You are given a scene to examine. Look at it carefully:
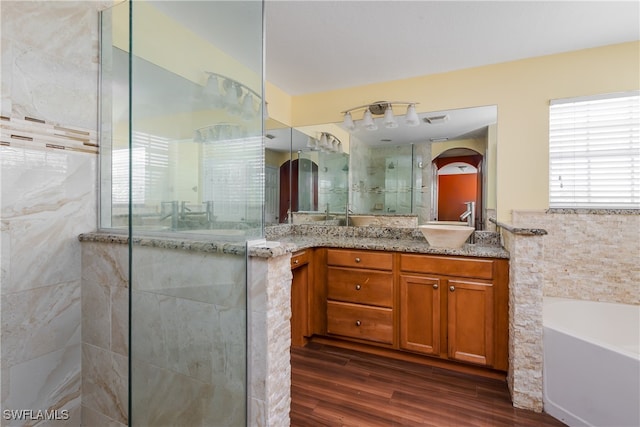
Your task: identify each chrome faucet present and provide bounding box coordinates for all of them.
[326,203,331,220]
[205,201,215,224]
[460,201,476,229]
[345,204,353,226]
[160,201,179,230]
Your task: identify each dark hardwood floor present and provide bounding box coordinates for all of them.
[291,343,566,427]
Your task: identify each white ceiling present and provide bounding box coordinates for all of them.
[265,0,640,95]
[147,1,638,149]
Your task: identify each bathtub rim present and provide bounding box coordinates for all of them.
[543,296,639,361]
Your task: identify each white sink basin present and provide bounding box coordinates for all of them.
[419,224,474,248]
[349,215,377,226]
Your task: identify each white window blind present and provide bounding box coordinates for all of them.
[549,91,640,209]
[111,132,170,205]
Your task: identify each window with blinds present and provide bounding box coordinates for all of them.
[111,132,170,205]
[549,91,640,209]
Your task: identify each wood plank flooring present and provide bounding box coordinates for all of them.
[291,343,566,427]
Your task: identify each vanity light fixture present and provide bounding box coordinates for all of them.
[203,71,265,121]
[341,101,420,131]
[306,132,343,154]
[193,123,246,143]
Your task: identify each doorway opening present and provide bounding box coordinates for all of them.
[433,148,483,228]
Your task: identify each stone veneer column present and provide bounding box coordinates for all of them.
[248,253,293,427]
[501,230,545,412]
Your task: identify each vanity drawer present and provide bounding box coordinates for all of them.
[327,267,393,307]
[327,249,393,270]
[400,254,494,280]
[291,250,309,269]
[327,301,393,344]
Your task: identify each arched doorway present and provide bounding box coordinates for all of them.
[432,149,483,228]
[279,158,319,223]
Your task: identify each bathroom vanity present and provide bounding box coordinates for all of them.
[279,225,509,377]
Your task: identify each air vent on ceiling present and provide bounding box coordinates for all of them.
[423,114,449,124]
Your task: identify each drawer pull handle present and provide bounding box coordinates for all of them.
[433,284,439,290]
[355,257,361,263]
[355,284,361,290]
[293,259,299,264]
[449,285,455,292]
[355,320,361,327]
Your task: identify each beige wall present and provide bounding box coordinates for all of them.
[280,42,639,220]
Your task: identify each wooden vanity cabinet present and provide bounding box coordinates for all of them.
[325,249,394,345]
[399,254,508,371]
[290,250,311,347]
[309,247,509,372]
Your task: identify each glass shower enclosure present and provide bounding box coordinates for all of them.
[99,1,264,425]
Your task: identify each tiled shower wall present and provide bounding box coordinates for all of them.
[0,1,107,425]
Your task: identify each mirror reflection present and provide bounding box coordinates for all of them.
[295,105,497,229]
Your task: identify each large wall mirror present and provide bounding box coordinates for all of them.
[266,121,350,225]
[290,105,497,229]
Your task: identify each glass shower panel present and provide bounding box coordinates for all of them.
[128,1,263,426]
[99,2,130,230]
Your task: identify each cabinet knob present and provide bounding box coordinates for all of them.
[293,259,299,264]
[355,257,361,263]
[449,285,455,292]
[355,284,361,290]
[355,320,361,327]
[433,284,439,290]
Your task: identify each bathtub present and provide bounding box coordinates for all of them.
[543,297,640,427]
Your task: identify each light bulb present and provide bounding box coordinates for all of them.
[405,104,420,127]
[383,105,398,128]
[343,112,356,131]
[241,93,254,120]
[362,109,378,131]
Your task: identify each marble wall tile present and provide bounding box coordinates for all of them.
[1,342,81,427]
[1,281,80,368]
[0,1,109,129]
[0,220,9,286]
[0,148,96,221]
[1,1,109,424]
[130,360,220,427]
[1,35,12,116]
[131,247,245,304]
[81,405,126,427]
[81,280,111,350]
[80,241,128,290]
[1,148,96,294]
[110,286,129,357]
[81,343,128,426]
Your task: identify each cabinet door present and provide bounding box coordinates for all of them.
[447,279,494,366]
[399,275,441,355]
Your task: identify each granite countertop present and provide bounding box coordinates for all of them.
[270,233,509,259]
[79,225,509,259]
